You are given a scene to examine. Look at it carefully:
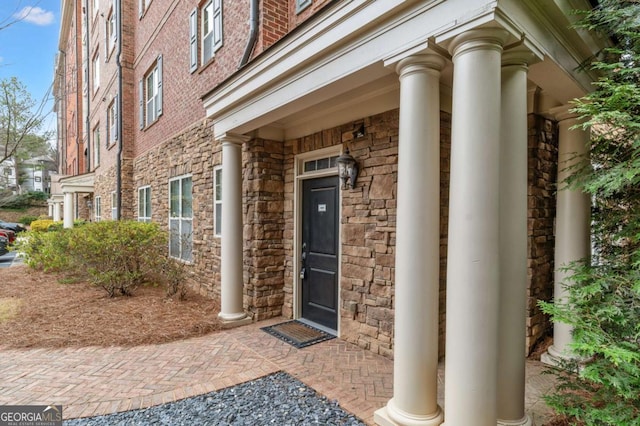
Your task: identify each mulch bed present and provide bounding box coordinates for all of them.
[0,265,221,348]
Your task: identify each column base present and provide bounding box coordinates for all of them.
[374,399,443,426]
[498,414,533,426]
[218,312,252,329]
[541,344,573,368]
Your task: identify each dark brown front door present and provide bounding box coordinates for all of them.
[301,176,339,330]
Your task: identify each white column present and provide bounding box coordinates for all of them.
[374,54,445,426]
[63,192,74,229]
[497,49,535,426]
[541,106,591,365]
[48,203,53,217]
[443,28,509,426]
[218,133,251,325]
[53,202,62,222]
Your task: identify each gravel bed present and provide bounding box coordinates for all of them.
[65,371,365,425]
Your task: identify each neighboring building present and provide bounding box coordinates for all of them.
[53,0,604,424]
[0,154,55,194]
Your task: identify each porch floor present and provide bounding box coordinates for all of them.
[0,317,556,425]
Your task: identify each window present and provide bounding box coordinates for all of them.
[169,175,193,262]
[93,0,99,18]
[201,0,223,64]
[106,10,116,54]
[139,0,152,17]
[139,56,162,128]
[296,0,312,13]
[95,196,102,222]
[304,155,339,173]
[189,8,197,72]
[111,191,117,219]
[214,166,222,236]
[93,124,100,167]
[138,186,152,223]
[92,51,100,94]
[107,98,117,145]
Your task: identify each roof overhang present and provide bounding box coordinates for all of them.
[202,0,606,140]
[59,172,95,194]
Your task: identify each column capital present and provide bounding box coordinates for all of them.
[448,28,510,59]
[396,54,446,79]
[502,46,538,69]
[219,132,251,146]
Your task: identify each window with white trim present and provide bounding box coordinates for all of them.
[92,51,100,95]
[106,9,116,55]
[93,0,99,19]
[296,0,312,13]
[93,124,100,168]
[139,0,152,17]
[169,175,193,262]
[94,196,102,222]
[111,191,117,219]
[107,98,117,146]
[138,186,152,223]
[214,166,222,236]
[139,56,162,128]
[201,0,223,64]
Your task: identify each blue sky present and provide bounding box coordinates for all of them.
[0,1,60,139]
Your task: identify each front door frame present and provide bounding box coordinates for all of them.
[294,145,342,334]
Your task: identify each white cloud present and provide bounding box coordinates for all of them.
[13,6,54,26]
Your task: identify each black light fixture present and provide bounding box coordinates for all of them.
[337,148,358,190]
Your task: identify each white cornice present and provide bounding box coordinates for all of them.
[58,0,75,51]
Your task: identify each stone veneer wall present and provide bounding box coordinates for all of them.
[93,159,135,221]
[242,138,286,320]
[526,113,558,354]
[132,120,221,298]
[282,109,451,359]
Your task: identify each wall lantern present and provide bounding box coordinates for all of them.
[86,198,93,209]
[337,148,358,190]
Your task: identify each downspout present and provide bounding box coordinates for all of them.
[239,0,259,67]
[115,0,123,220]
[83,0,91,173]
[75,6,82,176]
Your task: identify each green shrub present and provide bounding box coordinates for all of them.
[18,215,38,226]
[17,228,73,271]
[19,220,189,298]
[66,221,168,297]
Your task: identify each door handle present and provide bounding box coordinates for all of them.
[301,242,307,261]
[299,267,306,280]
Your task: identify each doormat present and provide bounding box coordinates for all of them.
[261,320,335,348]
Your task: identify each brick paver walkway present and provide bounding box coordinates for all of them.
[0,318,556,424]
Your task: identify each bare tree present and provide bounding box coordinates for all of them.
[0,77,50,166]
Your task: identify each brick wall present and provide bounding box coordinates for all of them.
[526,114,558,354]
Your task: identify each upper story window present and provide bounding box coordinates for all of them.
[139,0,152,18]
[93,0,99,19]
[139,55,163,129]
[296,0,312,14]
[201,0,223,65]
[92,51,100,95]
[106,9,116,55]
[107,97,117,146]
[93,124,100,168]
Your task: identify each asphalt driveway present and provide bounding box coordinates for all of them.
[0,251,22,267]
